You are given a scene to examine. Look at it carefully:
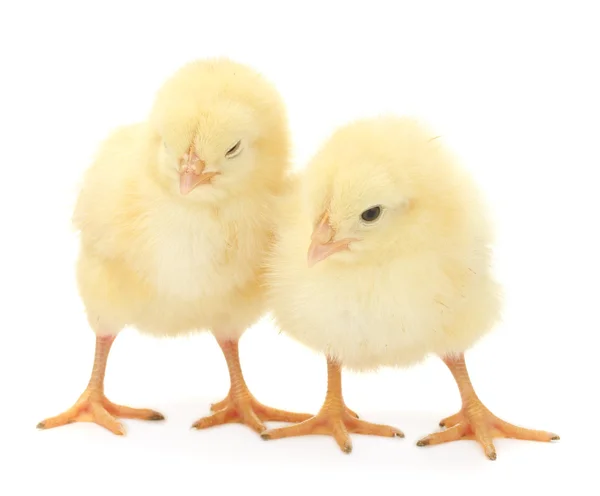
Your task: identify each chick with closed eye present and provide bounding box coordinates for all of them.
[37,58,311,436]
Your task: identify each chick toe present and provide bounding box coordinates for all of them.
[346,407,360,419]
[107,404,165,422]
[345,415,404,438]
[439,411,463,428]
[256,404,313,423]
[209,397,229,413]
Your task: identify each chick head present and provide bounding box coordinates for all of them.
[149,58,289,203]
[302,116,482,267]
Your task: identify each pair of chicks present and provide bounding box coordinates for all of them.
[37,58,558,460]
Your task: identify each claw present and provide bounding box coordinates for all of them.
[147,413,165,421]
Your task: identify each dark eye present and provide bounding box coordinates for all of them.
[360,206,382,222]
[225,140,241,157]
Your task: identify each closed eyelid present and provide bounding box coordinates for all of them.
[226,140,241,155]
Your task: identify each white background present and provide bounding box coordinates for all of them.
[1,1,598,494]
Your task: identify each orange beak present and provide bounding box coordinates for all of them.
[179,149,219,195]
[307,212,355,267]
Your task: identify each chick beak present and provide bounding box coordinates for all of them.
[307,213,354,267]
[179,150,218,195]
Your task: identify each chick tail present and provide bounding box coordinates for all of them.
[192,338,313,433]
[261,357,404,453]
[416,353,560,460]
[36,335,164,435]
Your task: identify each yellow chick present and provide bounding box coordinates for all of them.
[37,58,310,435]
[262,116,559,458]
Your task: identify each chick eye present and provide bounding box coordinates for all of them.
[225,140,242,158]
[360,206,382,222]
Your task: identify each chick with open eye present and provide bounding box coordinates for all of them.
[261,116,559,457]
[36,58,310,435]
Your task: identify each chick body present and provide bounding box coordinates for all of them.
[268,116,501,372]
[263,117,557,457]
[74,59,285,340]
[38,58,311,436]
[74,123,267,340]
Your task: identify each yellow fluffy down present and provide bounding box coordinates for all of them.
[73,58,290,339]
[266,116,503,372]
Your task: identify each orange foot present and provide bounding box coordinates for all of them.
[417,404,560,460]
[209,397,359,419]
[192,391,312,434]
[417,353,560,460]
[261,404,403,453]
[193,338,313,434]
[261,356,402,453]
[37,388,164,435]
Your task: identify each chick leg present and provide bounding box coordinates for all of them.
[261,357,404,453]
[37,335,164,435]
[192,339,312,433]
[417,353,559,460]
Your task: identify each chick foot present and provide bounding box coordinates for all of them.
[418,405,559,460]
[37,389,164,435]
[194,392,311,433]
[261,358,404,453]
[37,335,164,435]
[209,396,360,418]
[261,405,402,453]
[193,339,311,433]
[417,353,559,460]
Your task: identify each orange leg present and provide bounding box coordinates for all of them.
[261,357,404,453]
[37,335,164,435]
[192,339,313,433]
[417,353,559,460]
